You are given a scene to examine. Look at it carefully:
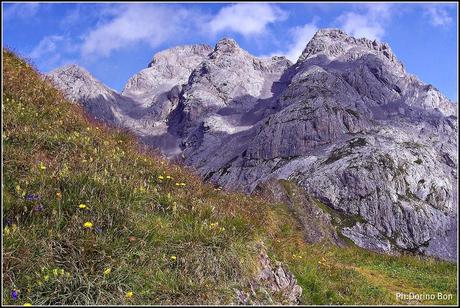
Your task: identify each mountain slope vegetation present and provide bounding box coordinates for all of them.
[2,49,457,305]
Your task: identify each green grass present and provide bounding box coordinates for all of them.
[2,49,457,305]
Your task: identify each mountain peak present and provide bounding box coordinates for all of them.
[314,28,348,39]
[214,37,240,53]
[50,64,93,79]
[298,28,402,69]
[47,63,116,103]
[148,44,212,68]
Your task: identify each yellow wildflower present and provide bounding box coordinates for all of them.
[23,303,32,306]
[38,162,46,170]
[125,291,134,298]
[158,175,164,180]
[78,204,87,209]
[83,222,93,228]
[166,175,173,180]
[53,268,64,276]
[210,222,219,228]
[175,182,180,186]
[170,255,177,261]
[103,268,111,275]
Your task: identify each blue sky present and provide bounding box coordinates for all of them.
[2,2,458,101]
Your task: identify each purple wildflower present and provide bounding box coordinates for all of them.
[33,204,44,212]
[11,289,18,301]
[25,194,40,201]
[95,227,103,234]
[5,217,13,226]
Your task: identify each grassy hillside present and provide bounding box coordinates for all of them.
[2,49,457,305]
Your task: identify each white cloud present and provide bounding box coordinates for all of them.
[337,4,393,40]
[4,3,39,20]
[424,5,453,27]
[208,3,287,37]
[28,35,77,70]
[266,23,318,62]
[81,4,200,58]
[26,3,289,64]
[338,12,384,40]
[285,24,319,62]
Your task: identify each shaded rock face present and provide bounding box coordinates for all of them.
[254,179,344,246]
[47,29,457,261]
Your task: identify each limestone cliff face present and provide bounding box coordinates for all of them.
[166,38,291,138]
[122,44,213,111]
[47,29,458,261]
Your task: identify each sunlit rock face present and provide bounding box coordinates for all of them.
[47,29,457,261]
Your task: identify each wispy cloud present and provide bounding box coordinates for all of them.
[207,3,287,37]
[29,35,77,70]
[337,4,393,40]
[4,2,40,20]
[266,22,318,62]
[81,4,201,58]
[424,4,453,27]
[59,4,82,29]
[29,35,64,59]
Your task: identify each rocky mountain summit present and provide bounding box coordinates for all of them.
[47,29,458,261]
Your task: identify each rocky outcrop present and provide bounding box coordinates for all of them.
[235,246,302,305]
[47,29,457,261]
[289,126,457,259]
